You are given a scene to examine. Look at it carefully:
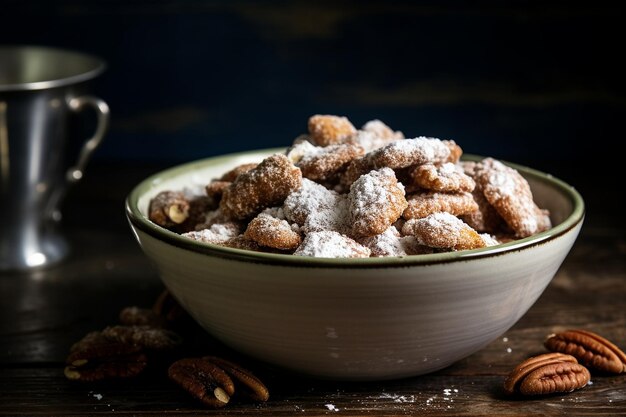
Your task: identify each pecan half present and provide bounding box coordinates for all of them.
[504,352,589,396]
[544,329,626,374]
[64,331,148,382]
[204,356,270,402]
[169,358,235,408]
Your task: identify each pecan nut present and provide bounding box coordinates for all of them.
[102,325,182,351]
[504,352,589,396]
[544,329,626,374]
[203,356,270,402]
[168,358,235,408]
[64,331,148,382]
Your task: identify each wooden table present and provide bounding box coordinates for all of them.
[1,163,625,416]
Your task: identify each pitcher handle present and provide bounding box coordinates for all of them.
[66,96,110,183]
[44,96,109,223]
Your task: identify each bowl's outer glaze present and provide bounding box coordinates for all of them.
[127,149,584,380]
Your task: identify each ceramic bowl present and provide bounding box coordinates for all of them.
[126,148,584,381]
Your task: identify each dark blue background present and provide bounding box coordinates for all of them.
[2,0,624,170]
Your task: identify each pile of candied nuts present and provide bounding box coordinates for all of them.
[148,114,552,258]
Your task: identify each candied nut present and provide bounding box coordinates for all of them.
[101,325,182,351]
[169,358,235,408]
[410,163,475,193]
[341,137,457,186]
[349,168,407,237]
[475,158,551,238]
[220,154,302,220]
[544,329,626,374]
[370,137,456,169]
[64,331,147,382]
[307,114,356,146]
[402,212,486,251]
[504,352,589,396]
[204,356,270,402]
[295,142,365,183]
[149,191,190,228]
[403,191,479,220]
[244,211,301,251]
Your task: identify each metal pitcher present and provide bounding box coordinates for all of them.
[0,46,109,271]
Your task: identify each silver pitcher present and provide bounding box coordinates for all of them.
[0,46,109,271]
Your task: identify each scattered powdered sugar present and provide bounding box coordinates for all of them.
[379,392,417,403]
[325,403,340,412]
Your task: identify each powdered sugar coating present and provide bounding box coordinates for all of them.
[349,168,408,237]
[283,179,351,235]
[475,158,551,238]
[410,163,475,193]
[293,231,371,258]
[295,143,364,182]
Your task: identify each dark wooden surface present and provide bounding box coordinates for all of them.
[1,164,625,416]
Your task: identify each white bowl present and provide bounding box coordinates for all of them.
[126,148,584,381]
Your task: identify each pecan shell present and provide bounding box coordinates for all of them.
[169,358,235,408]
[545,329,626,374]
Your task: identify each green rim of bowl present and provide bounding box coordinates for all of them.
[126,148,585,268]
